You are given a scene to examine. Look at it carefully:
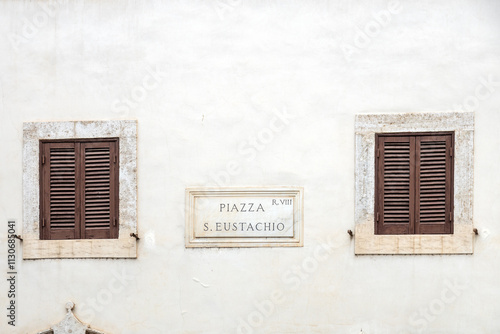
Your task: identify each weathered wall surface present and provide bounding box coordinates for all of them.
[1,0,500,333]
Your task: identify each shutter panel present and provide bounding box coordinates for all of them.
[82,141,119,239]
[41,142,79,239]
[415,135,453,234]
[40,139,119,240]
[376,136,415,234]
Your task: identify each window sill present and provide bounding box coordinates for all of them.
[23,232,137,259]
[354,223,474,255]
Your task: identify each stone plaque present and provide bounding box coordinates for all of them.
[186,187,303,247]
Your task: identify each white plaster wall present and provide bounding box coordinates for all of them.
[0,0,500,333]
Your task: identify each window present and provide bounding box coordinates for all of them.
[375,132,454,235]
[354,112,474,255]
[40,138,119,240]
[23,120,137,259]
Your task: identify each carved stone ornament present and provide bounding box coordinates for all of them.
[37,302,106,334]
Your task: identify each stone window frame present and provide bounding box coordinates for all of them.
[23,120,138,259]
[354,112,474,255]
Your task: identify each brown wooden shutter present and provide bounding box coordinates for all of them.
[376,135,415,234]
[81,141,119,239]
[376,133,453,235]
[40,139,119,240]
[40,142,79,239]
[415,134,453,234]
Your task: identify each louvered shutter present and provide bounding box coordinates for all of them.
[376,136,415,234]
[415,135,453,234]
[40,139,119,240]
[40,142,80,239]
[81,141,119,239]
[376,133,453,235]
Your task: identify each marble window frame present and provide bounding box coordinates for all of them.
[23,120,138,259]
[354,112,474,255]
